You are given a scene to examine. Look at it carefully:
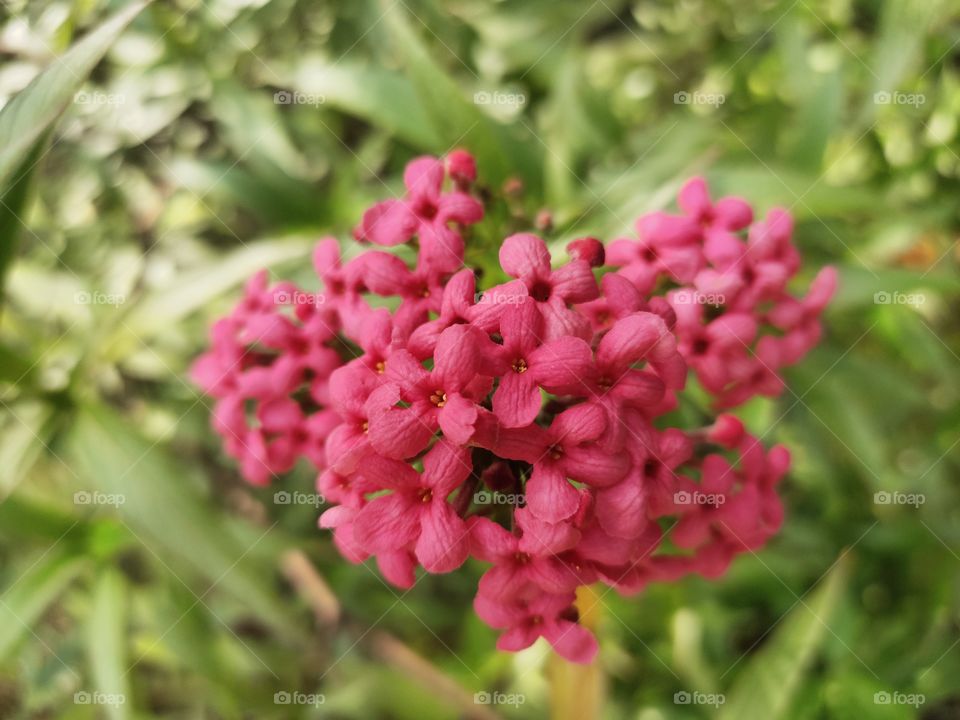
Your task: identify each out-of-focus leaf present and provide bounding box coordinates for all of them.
[719,556,850,720]
[380,0,539,187]
[291,59,439,149]
[86,569,130,720]
[120,236,313,340]
[0,139,48,304]
[0,401,54,499]
[67,404,292,636]
[0,548,87,659]
[0,0,149,188]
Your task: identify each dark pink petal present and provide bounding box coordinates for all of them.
[383,349,430,388]
[357,251,412,295]
[529,336,593,393]
[499,233,551,281]
[597,312,674,376]
[563,445,630,487]
[500,297,543,355]
[595,475,648,538]
[353,493,420,553]
[544,621,599,664]
[613,369,666,407]
[601,272,645,315]
[416,501,469,572]
[494,424,550,463]
[713,196,753,230]
[474,591,527,628]
[422,438,472,494]
[377,550,417,588]
[368,406,436,459]
[437,393,479,444]
[417,222,464,273]
[677,176,711,219]
[497,625,541,652]
[469,279,529,332]
[493,370,542,428]
[359,200,417,246]
[468,516,518,562]
[357,453,421,489]
[516,507,580,554]
[440,268,477,319]
[551,402,607,446]
[433,324,480,390]
[636,211,701,246]
[539,297,592,341]
[550,261,599,303]
[403,156,444,202]
[526,464,580,523]
[437,192,483,224]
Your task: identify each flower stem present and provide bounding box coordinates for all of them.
[549,585,605,720]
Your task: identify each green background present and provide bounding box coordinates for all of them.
[0,0,957,718]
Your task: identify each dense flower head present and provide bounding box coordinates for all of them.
[192,152,834,664]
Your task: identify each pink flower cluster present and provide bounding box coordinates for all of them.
[192,151,834,664]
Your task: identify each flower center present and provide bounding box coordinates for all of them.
[530,281,551,302]
[374,360,386,374]
[360,420,369,434]
[692,338,709,355]
[512,358,528,374]
[513,552,531,565]
[418,487,433,503]
[548,444,564,460]
[429,390,447,408]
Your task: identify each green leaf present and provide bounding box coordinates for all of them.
[67,405,293,637]
[0,0,150,188]
[86,569,130,720]
[0,139,49,304]
[291,59,440,149]
[719,555,850,720]
[380,0,539,188]
[0,548,87,659]
[120,235,313,341]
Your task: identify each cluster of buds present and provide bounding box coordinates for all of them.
[192,151,834,663]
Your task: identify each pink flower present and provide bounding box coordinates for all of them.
[352,439,471,573]
[474,588,598,664]
[356,155,483,272]
[492,298,593,427]
[492,403,629,522]
[193,153,833,665]
[499,233,599,340]
[367,324,493,457]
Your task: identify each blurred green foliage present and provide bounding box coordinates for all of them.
[0,0,958,718]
